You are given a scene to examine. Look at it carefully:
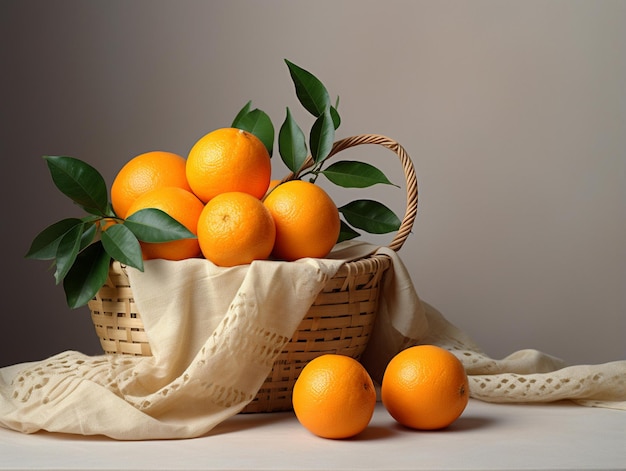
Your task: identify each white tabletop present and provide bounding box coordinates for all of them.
[1,400,624,471]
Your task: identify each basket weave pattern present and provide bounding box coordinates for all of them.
[90,266,150,357]
[88,134,418,413]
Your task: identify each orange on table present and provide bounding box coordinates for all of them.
[292,354,376,439]
[197,191,275,267]
[263,180,340,261]
[381,345,470,430]
[186,128,271,203]
[125,186,204,261]
[111,151,191,219]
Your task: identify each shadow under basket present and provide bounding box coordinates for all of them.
[88,133,418,413]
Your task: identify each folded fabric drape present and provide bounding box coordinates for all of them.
[1,242,624,440]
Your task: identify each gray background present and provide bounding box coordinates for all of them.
[2,0,624,367]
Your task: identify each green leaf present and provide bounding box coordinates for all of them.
[232,108,274,157]
[321,160,398,188]
[309,108,335,163]
[53,221,85,283]
[25,218,83,260]
[101,224,144,271]
[232,100,252,126]
[63,242,111,309]
[339,200,401,234]
[278,107,308,173]
[330,105,341,130]
[43,156,109,216]
[79,221,97,251]
[123,208,196,243]
[337,220,360,243]
[285,59,331,117]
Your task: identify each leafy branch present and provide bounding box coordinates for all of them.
[25,156,195,308]
[232,59,401,243]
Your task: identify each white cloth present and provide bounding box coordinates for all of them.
[1,242,624,439]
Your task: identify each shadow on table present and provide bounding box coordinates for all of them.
[208,410,295,436]
[380,414,499,435]
[445,415,498,432]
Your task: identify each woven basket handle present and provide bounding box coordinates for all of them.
[283,134,418,252]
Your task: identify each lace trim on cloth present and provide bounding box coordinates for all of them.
[10,355,114,405]
[469,366,626,407]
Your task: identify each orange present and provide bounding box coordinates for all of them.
[381,345,469,430]
[263,180,340,261]
[111,151,191,219]
[197,191,275,267]
[292,354,376,439]
[98,217,117,231]
[186,128,271,203]
[125,186,204,261]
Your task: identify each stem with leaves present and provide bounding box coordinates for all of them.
[232,59,402,243]
[25,156,195,308]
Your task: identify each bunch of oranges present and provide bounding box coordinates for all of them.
[292,345,470,439]
[109,127,340,266]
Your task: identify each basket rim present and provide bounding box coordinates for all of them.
[105,251,391,282]
[90,250,392,297]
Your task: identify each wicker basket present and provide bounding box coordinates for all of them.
[88,134,418,413]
